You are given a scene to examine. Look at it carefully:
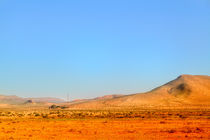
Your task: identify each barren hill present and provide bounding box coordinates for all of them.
[61,94,124,106]
[68,75,210,108]
[0,95,65,105]
[26,97,65,103]
[0,95,25,104]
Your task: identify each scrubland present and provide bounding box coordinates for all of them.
[0,75,209,139]
[0,107,209,140]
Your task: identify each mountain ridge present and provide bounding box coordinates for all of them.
[0,74,209,108]
[0,95,65,104]
[67,74,210,108]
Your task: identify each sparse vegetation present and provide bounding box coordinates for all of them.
[49,105,68,110]
[0,75,209,139]
[0,107,209,139]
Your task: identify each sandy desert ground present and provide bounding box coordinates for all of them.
[0,108,209,140]
[0,75,209,139]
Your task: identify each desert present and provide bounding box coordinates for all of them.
[0,75,209,139]
[1,1,210,139]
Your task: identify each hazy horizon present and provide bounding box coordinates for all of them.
[0,0,210,100]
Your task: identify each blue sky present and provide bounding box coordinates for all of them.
[0,0,210,100]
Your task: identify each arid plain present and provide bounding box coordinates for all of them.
[0,75,210,139]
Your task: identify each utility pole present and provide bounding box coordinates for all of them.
[67,93,70,103]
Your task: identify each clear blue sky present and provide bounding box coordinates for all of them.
[0,0,210,100]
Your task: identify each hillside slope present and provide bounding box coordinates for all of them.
[69,75,210,108]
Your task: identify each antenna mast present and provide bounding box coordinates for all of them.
[67,93,70,102]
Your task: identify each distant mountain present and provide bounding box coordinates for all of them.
[0,95,25,104]
[94,94,124,100]
[68,75,210,108]
[1,75,210,108]
[62,94,124,106]
[0,95,65,105]
[26,97,65,103]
